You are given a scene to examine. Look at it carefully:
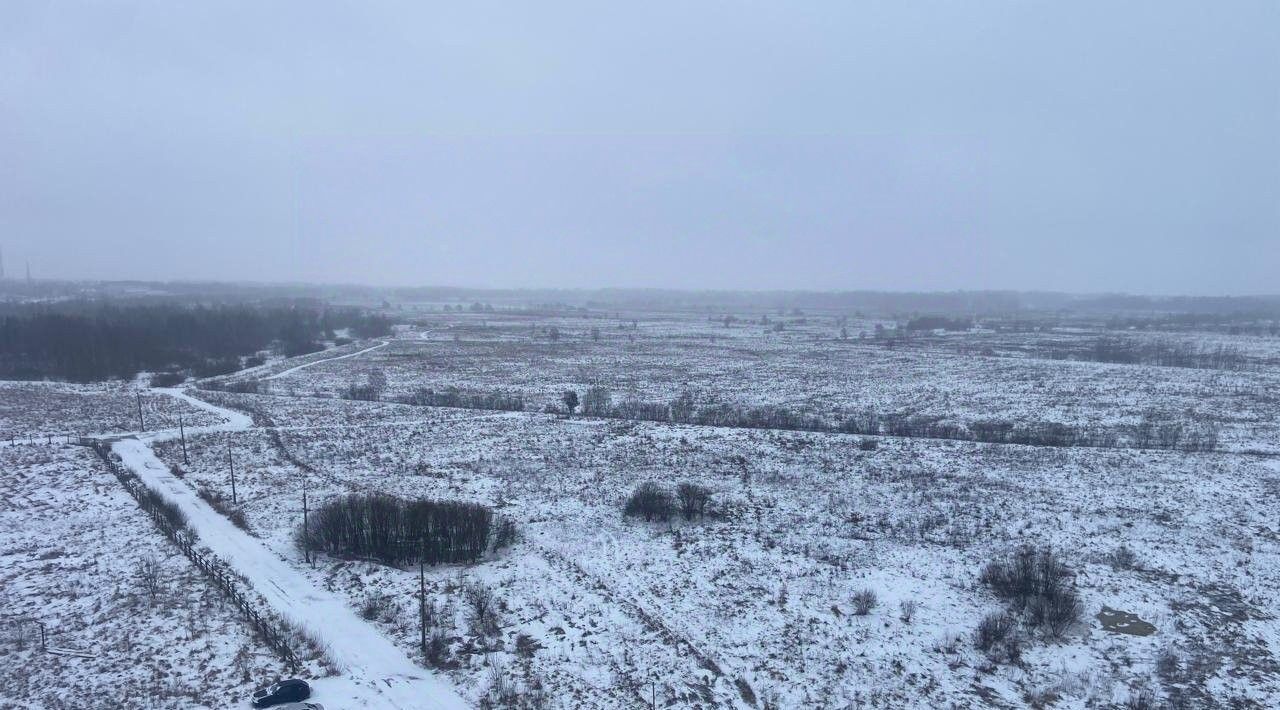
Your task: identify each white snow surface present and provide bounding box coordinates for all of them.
[108,387,467,710]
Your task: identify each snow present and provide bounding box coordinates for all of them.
[5,306,1280,707]
[0,441,289,709]
[107,387,467,710]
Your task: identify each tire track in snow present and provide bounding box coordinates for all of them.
[530,539,750,709]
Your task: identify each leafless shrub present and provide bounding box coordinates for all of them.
[280,617,345,675]
[359,592,396,623]
[973,611,1016,653]
[425,627,450,667]
[136,554,164,600]
[1108,544,1139,570]
[932,631,963,655]
[492,517,518,551]
[1027,590,1083,640]
[676,482,711,520]
[515,633,540,658]
[623,481,674,522]
[479,664,548,710]
[1124,687,1159,710]
[197,487,250,531]
[465,580,500,636]
[899,599,918,623]
[1156,648,1181,682]
[851,588,878,615]
[980,545,1080,637]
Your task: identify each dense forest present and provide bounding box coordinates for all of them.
[0,300,392,382]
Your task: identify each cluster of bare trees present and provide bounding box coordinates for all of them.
[395,386,524,411]
[303,494,496,567]
[1132,411,1221,452]
[575,387,827,432]
[345,368,388,401]
[838,409,1221,451]
[1049,336,1249,371]
[623,481,712,522]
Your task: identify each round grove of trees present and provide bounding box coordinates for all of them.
[302,493,502,567]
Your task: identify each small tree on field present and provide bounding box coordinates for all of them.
[581,385,611,416]
[136,554,163,600]
[624,482,674,522]
[562,390,579,416]
[676,482,711,520]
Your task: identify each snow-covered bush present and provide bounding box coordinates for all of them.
[973,611,1016,653]
[623,481,674,522]
[851,589,878,616]
[980,546,1081,638]
[675,482,711,520]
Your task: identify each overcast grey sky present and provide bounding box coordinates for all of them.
[1,2,1276,294]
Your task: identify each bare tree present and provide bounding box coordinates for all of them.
[675,482,711,520]
[136,554,164,601]
[580,385,611,416]
[464,580,500,636]
[561,390,579,416]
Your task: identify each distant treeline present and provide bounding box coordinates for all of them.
[0,301,392,382]
[579,387,1220,452]
[320,379,1222,452]
[1048,337,1249,371]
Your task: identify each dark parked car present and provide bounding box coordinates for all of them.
[251,679,311,708]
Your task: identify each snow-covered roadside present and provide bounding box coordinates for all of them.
[106,387,467,709]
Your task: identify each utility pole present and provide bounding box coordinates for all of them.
[302,475,312,567]
[227,440,237,504]
[419,559,427,653]
[136,392,145,431]
[178,415,188,465]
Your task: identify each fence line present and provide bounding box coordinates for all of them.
[90,442,300,669]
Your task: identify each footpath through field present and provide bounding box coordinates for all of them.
[261,339,390,381]
[106,388,468,710]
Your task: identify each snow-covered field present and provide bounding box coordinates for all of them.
[224,315,1280,454]
[2,310,1279,708]
[0,381,223,441]
[0,440,288,709]
[157,391,1280,708]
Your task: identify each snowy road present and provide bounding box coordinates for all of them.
[106,387,469,709]
[261,339,390,381]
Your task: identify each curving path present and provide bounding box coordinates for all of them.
[106,387,468,709]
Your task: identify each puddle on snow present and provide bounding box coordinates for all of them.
[1097,606,1157,636]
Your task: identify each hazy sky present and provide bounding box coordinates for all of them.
[2,2,1277,294]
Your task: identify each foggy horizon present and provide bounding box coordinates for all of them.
[4,6,1280,703]
[3,2,1277,295]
